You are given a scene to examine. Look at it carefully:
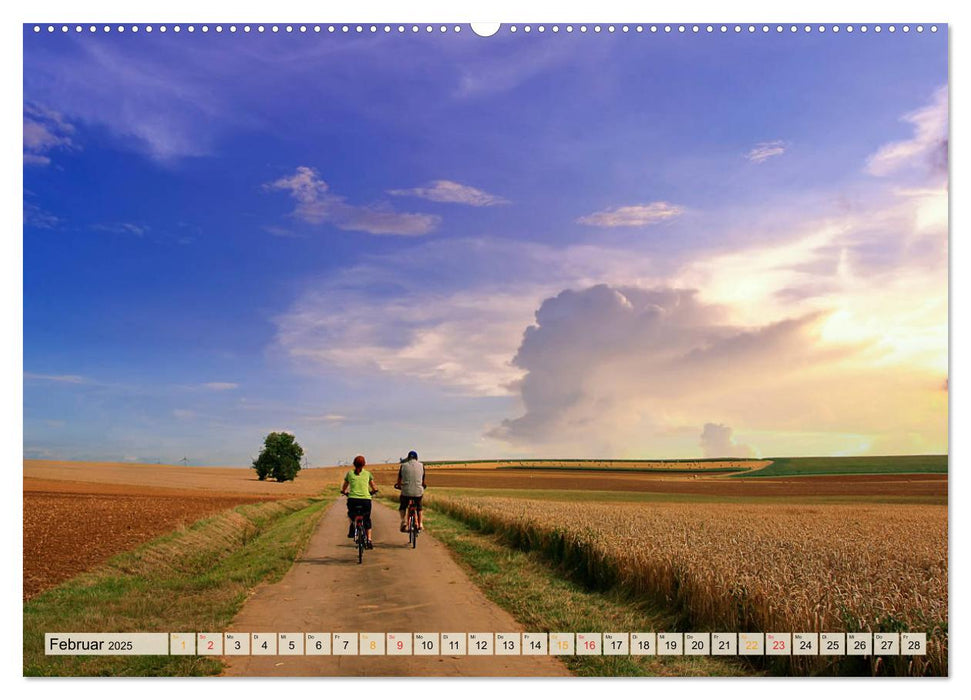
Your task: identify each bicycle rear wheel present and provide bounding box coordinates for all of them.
[409,514,418,548]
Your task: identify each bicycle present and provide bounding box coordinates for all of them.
[341,491,377,564]
[405,497,420,549]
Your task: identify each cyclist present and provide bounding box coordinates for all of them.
[341,455,377,549]
[395,450,426,533]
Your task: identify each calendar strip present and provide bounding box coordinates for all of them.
[44,632,929,656]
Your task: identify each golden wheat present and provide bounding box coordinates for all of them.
[432,496,947,675]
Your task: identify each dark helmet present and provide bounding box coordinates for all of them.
[353,455,366,468]
[407,450,418,460]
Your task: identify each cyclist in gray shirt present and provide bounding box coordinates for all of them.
[395,450,426,533]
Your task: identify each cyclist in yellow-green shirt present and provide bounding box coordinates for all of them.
[341,455,377,548]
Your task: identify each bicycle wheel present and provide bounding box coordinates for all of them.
[356,527,364,564]
[410,514,418,548]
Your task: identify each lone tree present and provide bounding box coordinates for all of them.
[252,431,304,482]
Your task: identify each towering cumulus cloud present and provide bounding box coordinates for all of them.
[490,283,945,457]
[699,423,754,458]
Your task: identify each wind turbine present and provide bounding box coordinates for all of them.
[180,456,188,466]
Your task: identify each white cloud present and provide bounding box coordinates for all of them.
[675,185,947,376]
[388,180,509,206]
[25,40,240,161]
[865,86,948,178]
[577,202,684,228]
[304,414,347,424]
[202,382,238,391]
[172,409,195,420]
[264,225,302,238]
[90,222,148,237]
[267,166,325,205]
[24,203,60,229]
[265,166,440,236]
[454,39,579,98]
[23,103,75,166]
[745,140,787,163]
[272,237,660,398]
[24,372,86,384]
[700,423,755,458]
[277,287,532,397]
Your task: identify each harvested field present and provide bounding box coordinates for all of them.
[23,481,276,599]
[23,460,368,496]
[425,469,947,501]
[432,496,948,676]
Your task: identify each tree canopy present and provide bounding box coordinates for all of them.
[252,431,304,482]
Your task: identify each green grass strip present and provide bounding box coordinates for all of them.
[24,496,330,677]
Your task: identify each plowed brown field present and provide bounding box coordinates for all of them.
[23,481,277,599]
[425,468,948,499]
[23,460,370,600]
[430,459,770,471]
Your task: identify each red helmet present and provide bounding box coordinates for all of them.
[353,455,366,468]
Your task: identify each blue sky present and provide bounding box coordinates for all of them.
[23,25,948,465]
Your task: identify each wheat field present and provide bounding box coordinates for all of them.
[432,496,947,675]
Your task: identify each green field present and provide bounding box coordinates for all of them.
[733,454,948,478]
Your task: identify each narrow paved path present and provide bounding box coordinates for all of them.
[222,499,570,676]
